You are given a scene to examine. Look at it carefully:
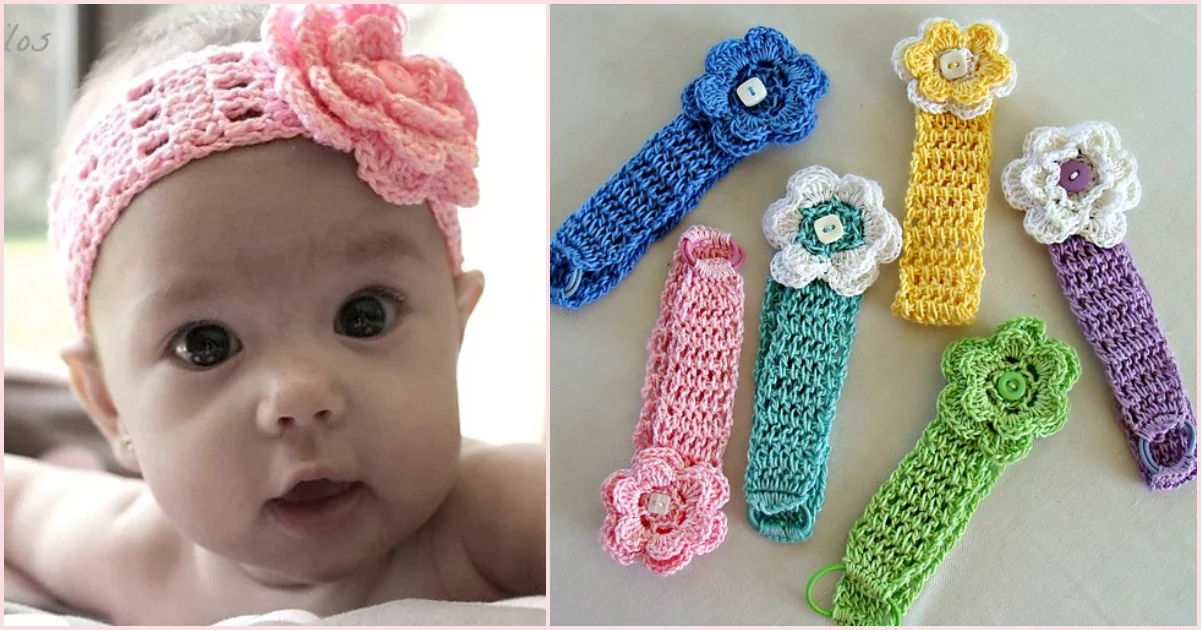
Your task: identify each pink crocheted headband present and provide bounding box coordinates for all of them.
[48,4,479,335]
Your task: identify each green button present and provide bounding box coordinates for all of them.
[996,370,1027,401]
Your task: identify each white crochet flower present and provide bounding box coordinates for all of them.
[1002,121,1141,247]
[762,166,902,296]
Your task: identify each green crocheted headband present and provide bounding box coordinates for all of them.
[806,317,1081,625]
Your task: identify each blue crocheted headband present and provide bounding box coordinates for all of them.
[549,26,829,308]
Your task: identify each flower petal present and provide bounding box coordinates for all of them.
[1078,212,1127,248]
[693,74,732,120]
[825,258,879,297]
[903,40,939,83]
[963,22,1001,53]
[769,246,830,289]
[973,49,1013,92]
[924,18,965,50]
[940,337,992,382]
[990,317,1046,358]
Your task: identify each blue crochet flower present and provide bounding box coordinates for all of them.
[682,26,829,158]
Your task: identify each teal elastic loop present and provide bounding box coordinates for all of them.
[805,562,844,618]
[805,562,903,625]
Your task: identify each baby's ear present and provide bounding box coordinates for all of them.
[60,338,141,473]
[452,270,485,345]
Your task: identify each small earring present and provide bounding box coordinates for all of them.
[120,435,133,450]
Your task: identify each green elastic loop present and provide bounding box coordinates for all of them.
[805,562,844,618]
[805,562,903,625]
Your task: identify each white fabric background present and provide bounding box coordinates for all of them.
[548,4,1197,625]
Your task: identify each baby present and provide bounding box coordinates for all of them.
[3,4,544,625]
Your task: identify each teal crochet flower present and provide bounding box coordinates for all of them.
[937,317,1082,464]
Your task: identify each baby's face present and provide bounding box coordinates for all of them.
[79,139,480,582]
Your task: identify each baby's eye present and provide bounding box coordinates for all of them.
[170,323,242,368]
[335,289,402,339]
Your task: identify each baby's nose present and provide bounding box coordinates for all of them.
[257,362,346,435]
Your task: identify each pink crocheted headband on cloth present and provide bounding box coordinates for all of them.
[48,4,479,335]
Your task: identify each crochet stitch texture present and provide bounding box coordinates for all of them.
[49,4,478,335]
[1003,122,1196,489]
[746,167,901,542]
[890,18,1014,326]
[550,26,827,309]
[600,226,746,576]
[825,317,1080,624]
[1050,238,1196,489]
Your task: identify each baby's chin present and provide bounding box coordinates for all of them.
[185,484,427,586]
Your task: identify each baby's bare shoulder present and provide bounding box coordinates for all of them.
[443,441,546,597]
[4,457,189,623]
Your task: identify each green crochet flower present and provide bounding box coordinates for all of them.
[937,317,1082,465]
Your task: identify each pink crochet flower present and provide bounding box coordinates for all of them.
[600,447,729,576]
[263,4,478,209]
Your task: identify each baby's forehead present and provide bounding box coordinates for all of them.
[91,139,447,293]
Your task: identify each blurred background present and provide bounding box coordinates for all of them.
[4,4,546,446]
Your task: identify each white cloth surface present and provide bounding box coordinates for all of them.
[549,4,1197,625]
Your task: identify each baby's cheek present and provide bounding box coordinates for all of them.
[138,433,261,553]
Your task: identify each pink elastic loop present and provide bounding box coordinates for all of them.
[682,238,697,266]
[730,242,745,270]
[681,237,744,270]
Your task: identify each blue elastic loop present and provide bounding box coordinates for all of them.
[549,26,829,309]
[1139,421,1196,475]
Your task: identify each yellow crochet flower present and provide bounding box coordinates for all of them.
[892,17,1016,119]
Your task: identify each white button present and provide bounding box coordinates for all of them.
[736,77,767,107]
[646,492,670,515]
[939,49,970,80]
[814,214,844,244]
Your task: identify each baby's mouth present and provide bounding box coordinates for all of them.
[267,479,366,539]
[276,479,356,503]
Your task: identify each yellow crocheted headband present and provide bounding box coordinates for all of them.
[889,18,1016,326]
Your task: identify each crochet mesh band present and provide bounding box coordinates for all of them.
[550,26,828,309]
[1049,236,1197,490]
[550,116,738,309]
[830,420,1001,624]
[744,279,862,542]
[633,226,745,465]
[892,108,994,326]
[48,5,478,336]
[823,317,1079,624]
[600,226,745,576]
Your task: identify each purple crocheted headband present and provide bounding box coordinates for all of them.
[1003,121,1196,490]
[49,4,479,336]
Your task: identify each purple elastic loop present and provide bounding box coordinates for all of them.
[1138,421,1196,476]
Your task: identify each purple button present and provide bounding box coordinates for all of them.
[1059,159,1093,193]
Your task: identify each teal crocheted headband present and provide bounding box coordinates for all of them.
[744,166,901,542]
[806,317,1081,625]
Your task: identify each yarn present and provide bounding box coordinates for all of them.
[746,166,901,542]
[48,4,478,335]
[1049,238,1196,489]
[1003,121,1196,490]
[550,26,828,309]
[889,18,1016,326]
[600,225,746,576]
[891,109,994,326]
[808,317,1080,625]
[1001,121,1141,247]
[745,280,861,542]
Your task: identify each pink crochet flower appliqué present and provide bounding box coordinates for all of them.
[600,447,729,576]
[263,4,478,209]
